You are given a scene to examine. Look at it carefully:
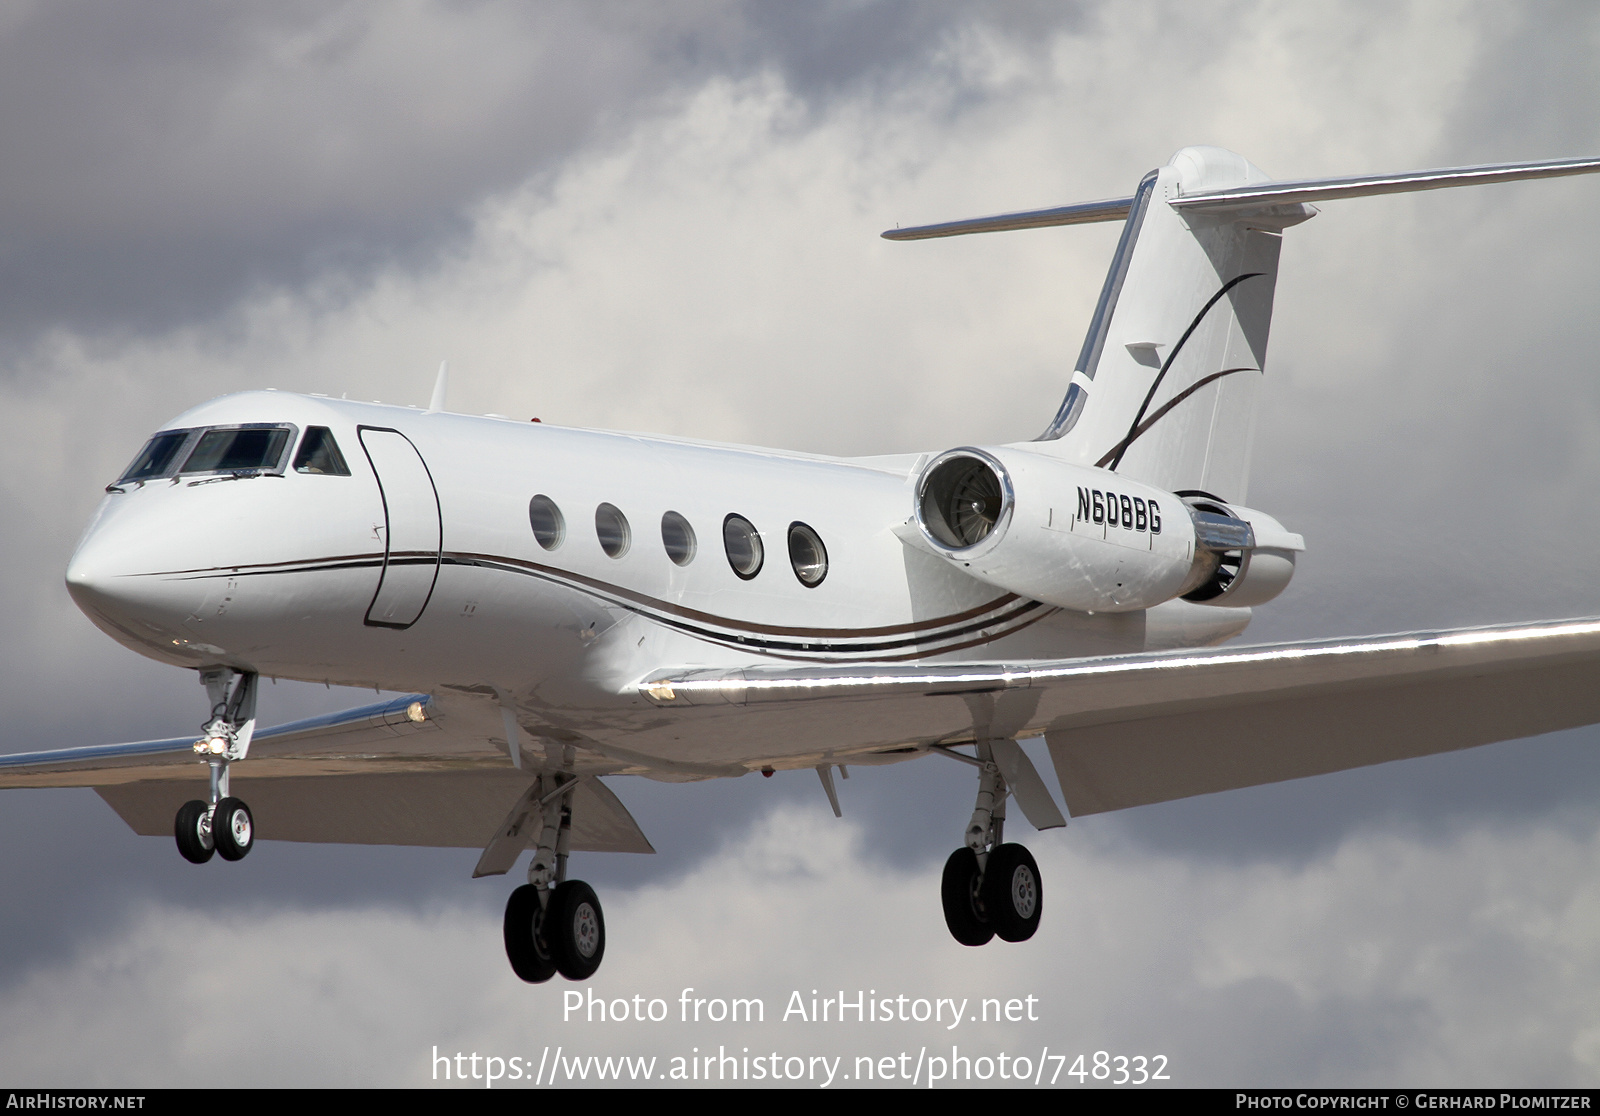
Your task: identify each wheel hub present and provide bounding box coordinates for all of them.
[1010,865,1037,919]
[572,902,599,959]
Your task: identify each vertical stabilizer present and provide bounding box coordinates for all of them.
[883,149,1600,503]
[1036,147,1312,503]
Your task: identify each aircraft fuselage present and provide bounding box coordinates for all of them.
[65,390,1249,769]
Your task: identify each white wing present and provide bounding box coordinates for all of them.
[10,617,1598,840]
[0,694,653,853]
[637,617,1600,815]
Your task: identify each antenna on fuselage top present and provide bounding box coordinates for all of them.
[427,361,449,414]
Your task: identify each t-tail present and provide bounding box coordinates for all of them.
[885,147,1600,504]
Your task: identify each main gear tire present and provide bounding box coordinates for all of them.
[982,843,1042,942]
[548,880,606,981]
[503,884,558,984]
[940,846,994,946]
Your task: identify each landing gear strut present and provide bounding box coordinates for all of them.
[174,669,258,866]
[503,770,606,983]
[940,740,1042,946]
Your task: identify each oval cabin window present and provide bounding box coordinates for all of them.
[596,503,631,558]
[722,514,763,580]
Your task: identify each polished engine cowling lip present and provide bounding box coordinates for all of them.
[911,446,1016,562]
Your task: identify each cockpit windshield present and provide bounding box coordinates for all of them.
[113,423,298,485]
[117,431,190,482]
[179,426,293,475]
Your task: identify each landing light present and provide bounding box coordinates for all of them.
[406,701,427,724]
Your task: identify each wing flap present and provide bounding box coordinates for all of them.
[96,769,653,853]
[1048,653,1600,815]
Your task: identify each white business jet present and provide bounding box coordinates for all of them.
[5,147,1600,984]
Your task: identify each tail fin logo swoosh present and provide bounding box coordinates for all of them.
[1095,366,1259,469]
[1108,271,1264,471]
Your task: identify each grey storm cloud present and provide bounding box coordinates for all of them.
[0,0,1089,341]
[2,0,1600,1087]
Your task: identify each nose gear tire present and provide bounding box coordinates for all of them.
[940,847,994,946]
[503,884,558,984]
[548,880,606,980]
[213,797,254,861]
[174,799,215,864]
[982,843,1042,942]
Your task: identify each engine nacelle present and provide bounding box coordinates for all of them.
[910,446,1303,613]
[1176,494,1304,608]
[913,447,1193,612]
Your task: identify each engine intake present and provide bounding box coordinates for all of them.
[917,450,1012,552]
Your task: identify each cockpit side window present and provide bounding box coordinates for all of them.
[117,430,192,483]
[179,425,294,475]
[293,427,351,476]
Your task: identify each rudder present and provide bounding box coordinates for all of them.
[1034,146,1311,504]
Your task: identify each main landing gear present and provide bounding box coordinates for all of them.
[503,774,606,983]
[940,741,1043,946]
[174,669,258,866]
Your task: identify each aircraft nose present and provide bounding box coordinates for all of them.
[65,521,115,605]
[64,508,197,640]
[65,518,143,621]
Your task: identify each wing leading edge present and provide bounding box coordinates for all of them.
[0,693,437,786]
[639,618,1600,816]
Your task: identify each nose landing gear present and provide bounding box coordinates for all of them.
[173,669,258,866]
[502,774,607,983]
[175,798,215,864]
[213,797,255,861]
[939,740,1044,947]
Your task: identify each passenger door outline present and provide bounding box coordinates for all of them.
[358,426,442,629]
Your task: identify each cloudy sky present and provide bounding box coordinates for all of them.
[3,0,1600,1088]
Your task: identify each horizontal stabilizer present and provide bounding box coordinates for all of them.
[1173,155,1600,212]
[881,156,1600,241]
[881,196,1133,240]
